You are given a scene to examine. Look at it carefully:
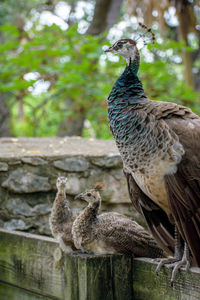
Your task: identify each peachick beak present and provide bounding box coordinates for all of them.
[75,193,84,200]
[104,46,113,53]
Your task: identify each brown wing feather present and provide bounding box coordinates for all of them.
[124,171,175,256]
[152,100,197,120]
[97,212,165,257]
[123,100,200,262]
[164,115,200,266]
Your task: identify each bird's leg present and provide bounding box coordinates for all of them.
[156,225,182,274]
[168,242,190,285]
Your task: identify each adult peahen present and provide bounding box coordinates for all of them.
[105,27,200,283]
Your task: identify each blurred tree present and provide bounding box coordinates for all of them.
[0,93,11,137]
[127,0,199,89]
[0,0,53,137]
[0,0,199,139]
[0,28,11,136]
[58,0,124,136]
[86,0,123,35]
[0,21,113,138]
[175,0,196,87]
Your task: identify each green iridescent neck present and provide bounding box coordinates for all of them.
[108,49,147,104]
[126,54,140,75]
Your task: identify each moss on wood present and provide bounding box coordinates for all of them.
[133,258,200,300]
[0,229,200,300]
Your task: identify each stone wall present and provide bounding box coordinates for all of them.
[0,137,144,236]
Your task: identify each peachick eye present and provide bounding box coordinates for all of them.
[117,42,123,47]
[87,193,92,197]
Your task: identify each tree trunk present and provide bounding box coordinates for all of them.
[175,0,195,87]
[57,0,124,137]
[193,30,200,91]
[57,99,86,137]
[0,30,12,137]
[86,0,123,35]
[0,93,12,137]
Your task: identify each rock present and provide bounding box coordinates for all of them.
[91,155,122,168]
[111,169,124,180]
[0,138,136,236]
[8,161,21,165]
[2,169,51,193]
[21,157,47,166]
[0,162,8,171]
[31,203,51,216]
[101,173,130,204]
[5,198,34,217]
[4,219,30,231]
[53,157,90,172]
[34,215,52,235]
[65,177,82,195]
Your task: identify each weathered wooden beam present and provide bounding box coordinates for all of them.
[0,282,50,300]
[0,229,133,300]
[0,229,200,300]
[0,229,62,299]
[133,258,200,300]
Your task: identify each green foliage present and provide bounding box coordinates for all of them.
[139,40,200,115]
[0,22,113,138]
[0,18,199,139]
[0,0,48,26]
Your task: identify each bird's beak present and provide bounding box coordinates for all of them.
[75,193,84,200]
[104,46,113,53]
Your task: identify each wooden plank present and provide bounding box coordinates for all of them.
[0,229,134,300]
[63,253,79,300]
[77,254,113,300]
[111,255,134,300]
[133,258,200,300]
[0,281,53,300]
[0,229,65,299]
[1,229,200,300]
[63,253,134,300]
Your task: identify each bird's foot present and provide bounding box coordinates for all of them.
[153,257,164,263]
[155,255,181,276]
[167,255,190,286]
[156,242,190,286]
[79,246,86,253]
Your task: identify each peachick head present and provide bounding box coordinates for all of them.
[56,176,68,191]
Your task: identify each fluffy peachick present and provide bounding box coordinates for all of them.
[72,183,164,258]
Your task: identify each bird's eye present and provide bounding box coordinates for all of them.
[117,42,124,48]
[87,193,92,197]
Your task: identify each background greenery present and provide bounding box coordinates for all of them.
[0,0,199,139]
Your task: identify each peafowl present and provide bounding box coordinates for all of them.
[105,24,200,284]
[72,183,165,257]
[49,176,77,253]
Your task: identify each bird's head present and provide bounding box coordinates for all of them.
[104,23,155,65]
[56,176,68,192]
[74,182,104,205]
[105,39,138,63]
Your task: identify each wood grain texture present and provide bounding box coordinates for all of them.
[133,258,200,300]
[0,282,51,300]
[0,229,200,299]
[0,229,62,299]
[0,229,133,300]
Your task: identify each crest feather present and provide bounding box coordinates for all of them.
[94,182,104,191]
[135,23,155,45]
